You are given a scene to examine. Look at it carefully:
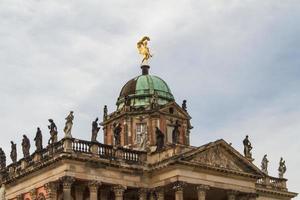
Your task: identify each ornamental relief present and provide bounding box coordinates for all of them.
[189,146,243,171]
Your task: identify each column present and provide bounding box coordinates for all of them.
[196,185,209,200]
[227,190,238,200]
[89,181,101,200]
[112,185,126,200]
[156,188,165,200]
[173,182,185,200]
[248,193,258,200]
[75,185,85,200]
[138,188,147,200]
[100,189,109,200]
[45,182,59,200]
[30,188,37,200]
[60,176,75,200]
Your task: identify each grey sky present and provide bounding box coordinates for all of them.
[0,0,299,196]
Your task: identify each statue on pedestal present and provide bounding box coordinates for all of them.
[155,127,165,151]
[0,148,6,170]
[34,127,43,152]
[22,135,30,158]
[172,120,181,144]
[278,157,287,178]
[91,118,100,142]
[10,141,17,163]
[243,135,253,160]
[113,123,122,146]
[182,100,187,112]
[48,119,58,145]
[137,36,152,64]
[261,154,269,174]
[64,111,74,138]
[103,105,108,121]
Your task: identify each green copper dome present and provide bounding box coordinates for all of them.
[117,66,174,110]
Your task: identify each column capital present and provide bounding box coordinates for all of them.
[112,185,127,197]
[227,190,239,200]
[138,188,148,200]
[172,181,186,192]
[60,176,75,189]
[30,188,37,200]
[44,181,59,199]
[196,184,210,191]
[88,180,102,192]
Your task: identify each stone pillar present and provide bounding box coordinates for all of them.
[63,138,74,153]
[60,176,75,200]
[45,182,59,200]
[89,181,101,200]
[173,182,185,200]
[138,188,147,200]
[227,190,238,200]
[16,194,23,200]
[248,193,258,200]
[112,185,126,200]
[156,188,164,200]
[100,189,109,200]
[196,185,209,200]
[30,188,37,200]
[75,185,85,200]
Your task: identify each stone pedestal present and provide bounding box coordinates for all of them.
[112,185,126,200]
[196,185,209,200]
[33,153,41,162]
[21,160,28,169]
[89,181,101,200]
[90,143,99,155]
[60,176,75,200]
[63,138,74,153]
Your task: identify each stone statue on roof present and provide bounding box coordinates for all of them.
[243,135,253,160]
[278,157,287,178]
[113,123,122,146]
[48,119,58,145]
[261,154,269,174]
[0,148,6,170]
[34,127,43,152]
[10,141,17,163]
[22,135,30,158]
[137,36,152,64]
[156,127,165,151]
[91,118,100,142]
[64,111,74,138]
[172,120,181,144]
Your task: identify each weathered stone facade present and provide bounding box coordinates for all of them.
[0,65,297,200]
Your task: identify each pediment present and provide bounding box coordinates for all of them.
[180,140,262,176]
[159,102,190,119]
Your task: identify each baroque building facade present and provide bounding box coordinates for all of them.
[0,64,297,200]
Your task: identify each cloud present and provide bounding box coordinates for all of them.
[0,0,299,197]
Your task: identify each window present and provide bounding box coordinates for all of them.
[136,123,147,144]
[166,125,174,144]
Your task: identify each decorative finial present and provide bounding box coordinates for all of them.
[137,36,152,64]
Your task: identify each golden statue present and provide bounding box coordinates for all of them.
[137,36,152,64]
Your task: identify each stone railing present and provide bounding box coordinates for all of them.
[71,139,147,163]
[0,138,146,183]
[256,175,287,191]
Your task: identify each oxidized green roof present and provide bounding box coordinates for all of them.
[117,74,174,110]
